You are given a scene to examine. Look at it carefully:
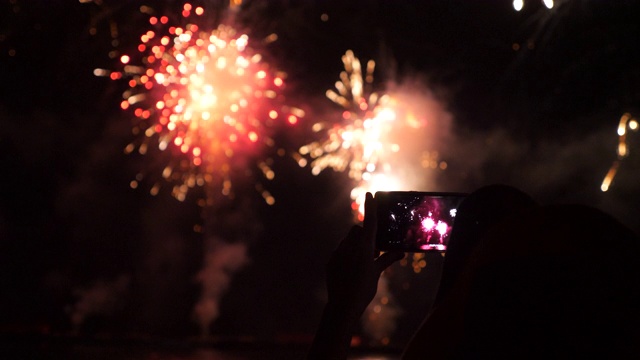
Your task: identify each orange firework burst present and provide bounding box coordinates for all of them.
[299,50,404,220]
[95,3,301,203]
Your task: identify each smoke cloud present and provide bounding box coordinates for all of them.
[380,78,455,193]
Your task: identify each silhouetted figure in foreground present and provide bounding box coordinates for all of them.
[308,185,640,359]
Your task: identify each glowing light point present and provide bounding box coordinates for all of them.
[422,217,435,231]
[436,221,448,236]
[513,0,524,11]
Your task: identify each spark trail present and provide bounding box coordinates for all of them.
[601,113,638,192]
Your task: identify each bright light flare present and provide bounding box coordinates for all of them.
[421,217,435,231]
[513,0,524,11]
[436,221,448,235]
[513,0,554,11]
[352,173,402,220]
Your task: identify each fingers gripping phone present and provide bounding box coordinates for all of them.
[375,191,468,252]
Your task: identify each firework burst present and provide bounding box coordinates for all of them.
[95,3,301,203]
[299,50,405,220]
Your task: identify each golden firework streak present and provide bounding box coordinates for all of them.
[601,113,638,192]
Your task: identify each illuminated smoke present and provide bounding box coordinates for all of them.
[69,275,130,331]
[442,123,628,204]
[194,237,249,336]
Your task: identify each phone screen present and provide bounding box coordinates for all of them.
[375,191,467,252]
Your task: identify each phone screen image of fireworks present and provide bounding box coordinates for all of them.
[379,194,466,252]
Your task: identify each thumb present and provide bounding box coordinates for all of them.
[374,251,404,274]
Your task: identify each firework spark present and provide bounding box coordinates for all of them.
[95,3,301,203]
[601,112,638,192]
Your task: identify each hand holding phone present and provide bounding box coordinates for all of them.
[375,191,467,252]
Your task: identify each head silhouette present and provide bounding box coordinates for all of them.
[434,184,538,306]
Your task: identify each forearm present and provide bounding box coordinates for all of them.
[308,195,402,359]
[307,303,362,360]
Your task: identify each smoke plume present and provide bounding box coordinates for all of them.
[193,237,249,336]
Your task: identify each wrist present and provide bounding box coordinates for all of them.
[307,303,361,360]
[325,300,364,323]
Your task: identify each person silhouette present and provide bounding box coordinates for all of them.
[307,185,640,359]
[405,202,640,359]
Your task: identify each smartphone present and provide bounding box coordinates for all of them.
[375,191,468,252]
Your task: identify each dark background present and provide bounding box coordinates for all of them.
[1,0,639,352]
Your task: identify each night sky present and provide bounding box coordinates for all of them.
[1,0,639,350]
